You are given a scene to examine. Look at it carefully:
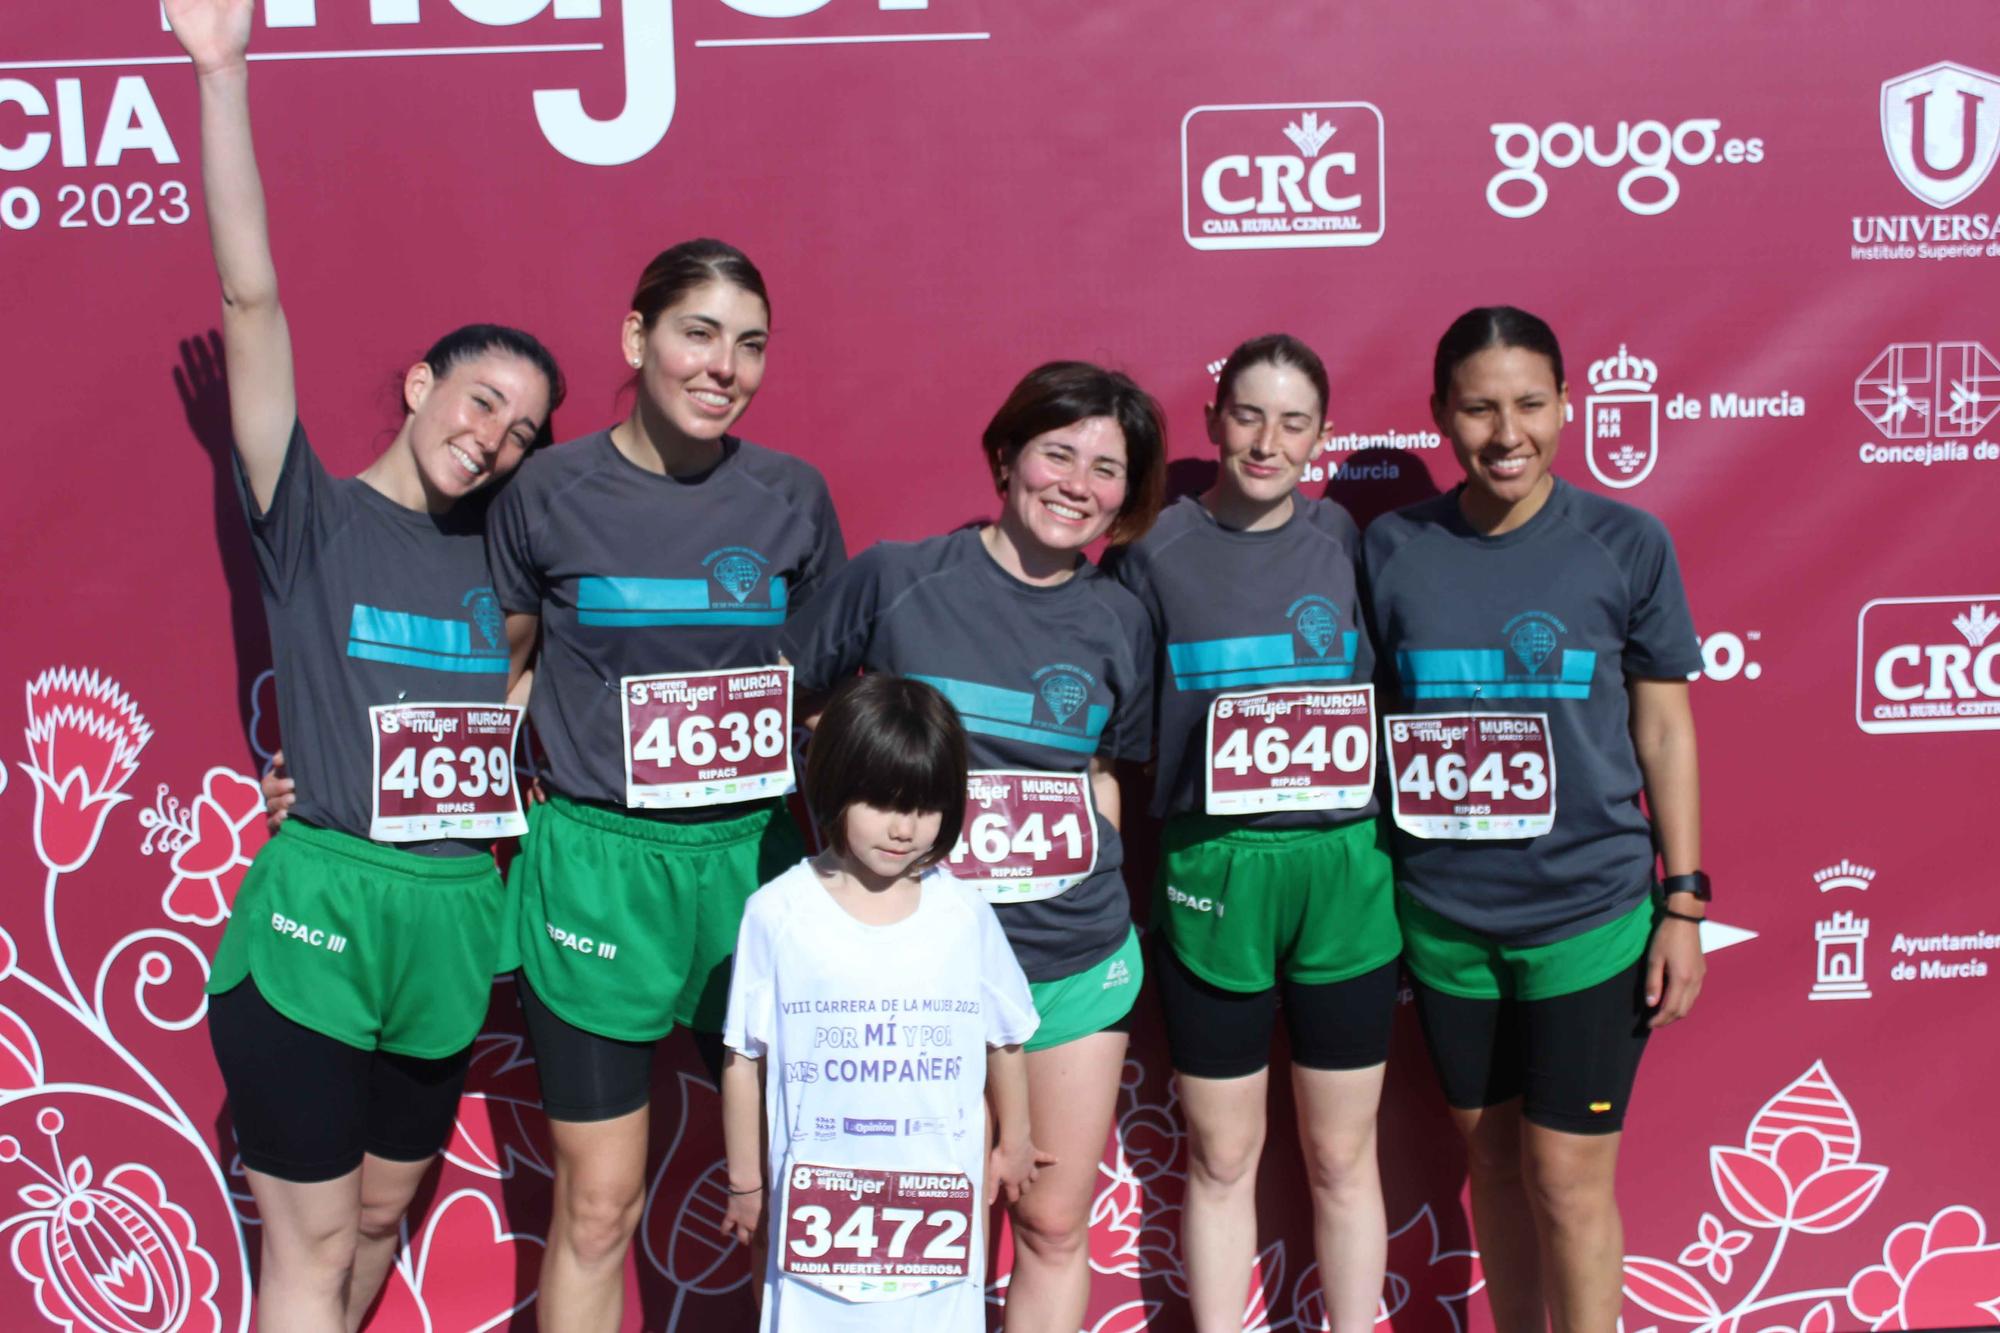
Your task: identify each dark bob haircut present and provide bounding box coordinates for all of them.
[805,674,969,872]
[1213,332,1331,421]
[1431,306,1565,405]
[980,361,1168,547]
[419,323,567,449]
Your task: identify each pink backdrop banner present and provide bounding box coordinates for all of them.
[2,3,1997,1330]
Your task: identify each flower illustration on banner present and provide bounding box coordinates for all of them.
[1846,1206,2000,1331]
[1615,1060,1999,1333]
[142,768,268,927]
[640,1071,753,1330]
[371,1188,543,1333]
[1678,1211,1754,1284]
[0,1000,45,1092]
[20,667,153,874]
[2,1108,222,1333]
[442,1032,552,1181]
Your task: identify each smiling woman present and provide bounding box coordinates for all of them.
[781,360,1166,1332]
[164,2,567,1332]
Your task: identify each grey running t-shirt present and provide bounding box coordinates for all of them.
[1363,479,1702,946]
[486,431,845,808]
[780,527,1155,981]
[238,421,509,852]
[1109,495,1379,828]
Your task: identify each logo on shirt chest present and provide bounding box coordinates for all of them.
[704,546,770,604]
[1289,595,1347,660]
[1397,610,1599,701]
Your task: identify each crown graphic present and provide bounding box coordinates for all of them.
[1814,859,1877,892]
[1587,344,1658,394]
[1952,603,1999,647]
[1816,911,1869,940]
[1282,111,1337,158]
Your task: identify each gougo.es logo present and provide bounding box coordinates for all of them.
[1485,118,1764,218]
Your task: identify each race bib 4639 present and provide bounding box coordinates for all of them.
[369,703,525,842]
[1384,711,1555,839]
[620,666,793,809]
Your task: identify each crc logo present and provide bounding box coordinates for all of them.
[1880,61,2000,209]
[1856,595,2000,734]
[1486,118,1763,218]
[1854,341,2000,439]
[1181,102,1385,251]
[1583,344,1660,488]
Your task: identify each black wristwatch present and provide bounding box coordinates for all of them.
[1661,871,1712,903]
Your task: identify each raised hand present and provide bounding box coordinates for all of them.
[162,0,255,76]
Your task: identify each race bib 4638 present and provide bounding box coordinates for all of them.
[1384,711,1555,839]
[620,666,793,809]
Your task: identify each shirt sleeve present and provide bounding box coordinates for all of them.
[787,470,849,613]
[233,418,327,604]
[484,468,544,615]
[1622,521,1704,679]
[1103,591,1157,764]
[975,896,1040,1048]
[780,543,885,691]
[722,895,778,1059]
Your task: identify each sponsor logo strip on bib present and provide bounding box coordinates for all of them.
[946,770,1098,905]
[369,703,526,841]
[779,1163,973,1302]
[1204,684,1376,815]
[1385,711,1555,840]
[621,665,794,809]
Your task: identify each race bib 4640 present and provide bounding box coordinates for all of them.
[1385,712,1555,839]
[946,770,1098,905]
[1204,685,1376,815]
[369,703,525,841]
[620,666,793,809]
[779,1163,973,1302]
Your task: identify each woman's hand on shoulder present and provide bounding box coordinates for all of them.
[163,0,255,75]
[260,749,295,834]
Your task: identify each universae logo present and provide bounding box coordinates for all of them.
[1181,102,1385,251]
[1879,60,2000,210]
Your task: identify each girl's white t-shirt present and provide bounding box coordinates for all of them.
[723,861,1039,1333]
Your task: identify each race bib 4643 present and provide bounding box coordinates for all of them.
[1384,711,1555,839]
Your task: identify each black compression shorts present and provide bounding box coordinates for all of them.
[518,971,724,1122]
[208,977,473,1183]
[1155,942,1397,1079]
[1409,956,1652,1134]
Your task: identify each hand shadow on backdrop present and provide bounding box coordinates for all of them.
[174,329,275,771]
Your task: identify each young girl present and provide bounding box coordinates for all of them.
[780,361,1164,1331]
[720,674,1045,1332]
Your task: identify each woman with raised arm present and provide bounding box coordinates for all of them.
[167,2,563,1330]
[1108,334,1397,1332]
[780,362,1165,1331]
[483,239,846,1332]
[1365,307,1706,1333]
